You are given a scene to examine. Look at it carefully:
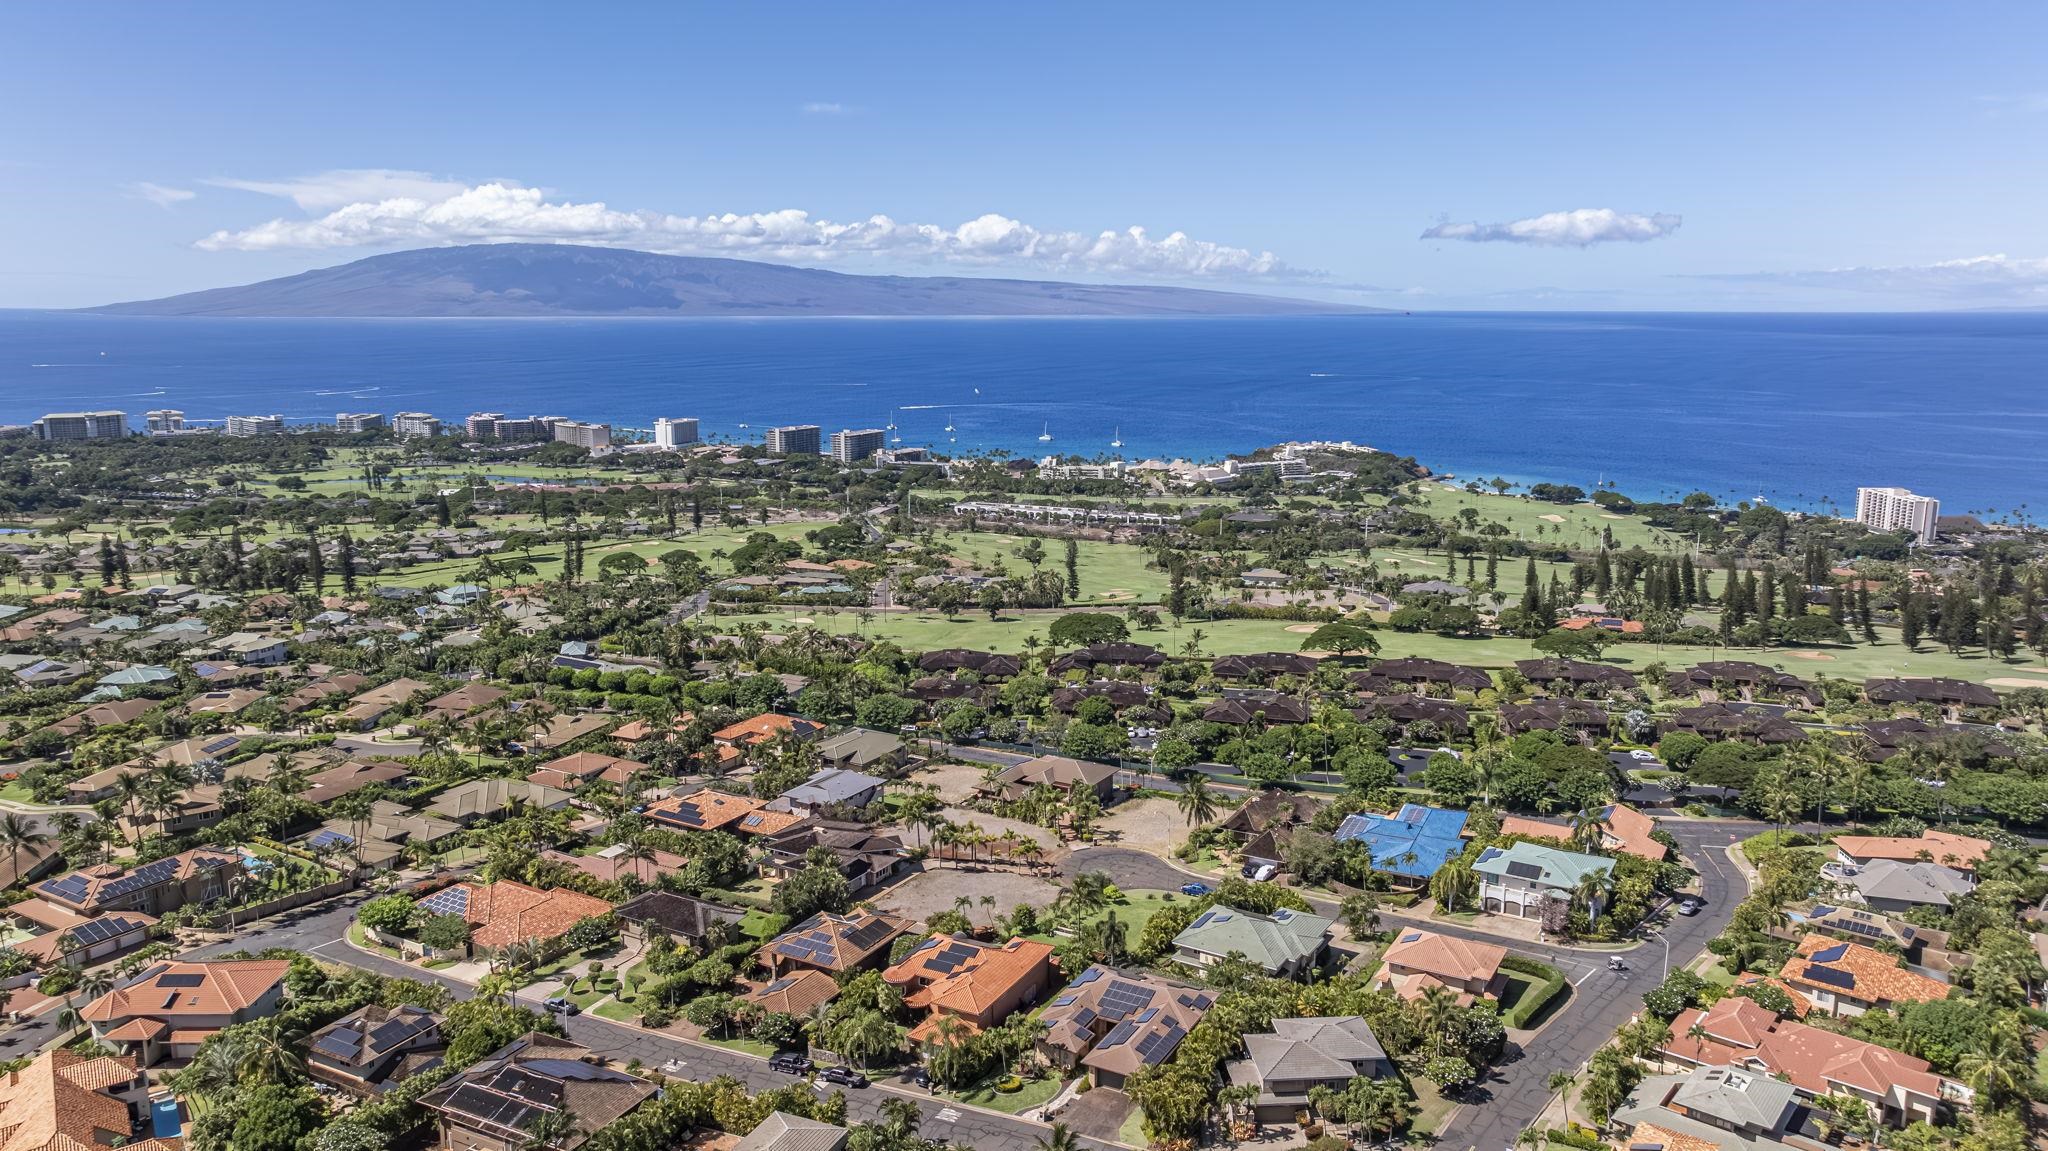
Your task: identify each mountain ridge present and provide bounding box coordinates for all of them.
[84,244,1381,318]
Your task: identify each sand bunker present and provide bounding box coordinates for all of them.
[1600,514,1627,520]
[1538,514,1565,523]
[1787,651,1835,661]
[1989,678,2048,689]
[789,617,816,624]
[1284,624,1321,634]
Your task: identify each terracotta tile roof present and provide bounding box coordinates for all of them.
[884,936,1055,1018]
[433,880,614,950]
[0,1049,177,1151]
[1629,1122,1720,1151]
[742,970,841,1017]
[528,751,650,790]
[1663,1002,1945,1102]
[82,959,289,1024]
[1378,928,1506,987]
[1496,805,1666,861]
[103,1018,167,1041]
[1777,934,1951,1008]
[1831,830,1991,872]
[713,713,820,747]
[644,789,767,833]
[1732,974,1812,1017]
[730,808,807,837]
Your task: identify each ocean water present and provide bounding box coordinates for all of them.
[2,310,2045,513]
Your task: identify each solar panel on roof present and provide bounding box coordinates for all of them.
[158,973,205,988]
[1803,964,1856,990]
[312,1033,362,1060]
[1810,944,1849,963]
[201,736,239,755]
[1399,932,1422,943]
[1072,1006,1097,1027]
[41,875,92,902]
[1505,860,1544,881]
[1136,1019,1186,1064]
[1098,1019,1138,1048]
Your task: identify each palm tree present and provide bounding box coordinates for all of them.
[241,1016,307,1086]
[1417,985,1457,1055]
[520,1108,582,1151]
[611,839,657,885]
[1567,807,1603,853]
[0,815,48,888]
[1036,1123,1081,1151]
[1959,1016,2031,1109]
[1574,871,1610,924]
[1548,1069,1577,1124]
[1175,775,1217,845]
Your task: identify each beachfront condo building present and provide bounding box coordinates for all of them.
[32,411,128,441]
[225,414,285,437]
[393,412,443,438]
[1856,486,1940,545]
[830,428,886,464]
[767,425,822,456]
[553,420,612,450]
[336,412,386,433]
[654,417,700,449]
[145,410,186,435]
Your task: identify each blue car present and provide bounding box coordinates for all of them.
[1179,882,1211,896]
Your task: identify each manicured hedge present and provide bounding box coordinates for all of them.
[1499,954,1568,1029]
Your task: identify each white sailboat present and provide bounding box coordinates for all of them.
[1038,422,1053,442]
[944,419,955,433]
[1110,427,1123,449]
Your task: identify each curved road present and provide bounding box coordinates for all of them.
[1065,817,1761,1151]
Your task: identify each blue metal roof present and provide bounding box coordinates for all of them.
[1334,803,1470,879]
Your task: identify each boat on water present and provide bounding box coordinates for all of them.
[1111,427,1123,449]
[944,420,955,432]
[1038,422,1053,442]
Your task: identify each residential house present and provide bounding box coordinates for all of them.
[1047,641,1166,675]
[40,698,157,737]
[1864,677,1999,717]
[1664,662,1822,706]
[759,821,908,892]
[306,800,462,869]
[1225,1017,1391,1123]
[713,712,823,753]
[414,879,613,954]
[1660,995,1965,1126]
[759,910,910,976]
[1172,906,1333,978]
[420,682,509,725]
[732,1112,849,1151]
[301,759,410,804]
[883,935,1056,1042]
[1203,691,1312,726]
[1498,698,1611,742]
[426,778,572,825]
[280,671,369,714]
[1830,830,1989,875]
[1349,694,1471,736]
[1351,657,1492,695]
[185,687,266,717]
[307,1003,445,1096]
[1497,804,1669,861]
[0,1050,170,1151]
[336,677,434,729]
[1858,718,2015,762]
[1514,658,1640,695]
[1613,1066,1808,1151]
[614,891,745,948]
[917,649,1021,679]
[1211,652,1317,679]
[778,766,887,814]
[83,959,290,1065]
[1333,803,1470,882]
[1664,703,1808,747]
[526,751,648,791]
[742,970,842,1019]
[644,789,782,835]
[1238,568,1291,589]
[815,728,909,774]
[1825,859,1973,914]
[1050,680,1158,715]
[539,845,687,886]
[420,1032,656,1151]
[35,848,244,917]
[1472,841,1615,920]
[1037,965,1214,1089]
[1371,929,1508,1005]
[209,631,289,667]
[1774,935,1951,1017]
[979,754,1119,805]
[524,711,615,751]
[1215,792,1323,873]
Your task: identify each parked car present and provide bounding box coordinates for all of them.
[1179,882,1211,896]
[819,1066,869,1088]
[769,1052,815,1075]
[1251,863,1277,882]
[1677,897,1702,916]
[1628,749,1658,761]
[903,1066,934,1089]
[542,997,580,1016]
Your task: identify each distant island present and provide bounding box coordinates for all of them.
[83,243,1381,318]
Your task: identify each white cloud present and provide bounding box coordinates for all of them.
[130,182,195,208]
[1422,208,1682,247]
[194,177,1311,281]
[801,102,853,115]
[1685,254,2048,302]
[202,168,470,211]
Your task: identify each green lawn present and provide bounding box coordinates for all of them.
[739,909,788,941]
[1400,484,1686,553]
[1739,829,1826,864]
[593,999,639,1022]
[948,1072,1065,1114]
[933,530,1171,605]
[1118,1106,1149,1147]
[1036,889,1189,943]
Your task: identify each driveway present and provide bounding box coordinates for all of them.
[1057,1086,1137,1144]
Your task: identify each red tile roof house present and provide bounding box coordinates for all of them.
[527,751,651,791]
[1497,803,1670,861]
[713,713,824,752]
[882,935,1056,1043]
[1830,829,1991,875]
[83,959,290,1066]
[414,879,614,957]
[0,1049,174,1151]
[1774,934,1953,1017]
[1660,994,1971,1127]
[1370,928,1507,1006]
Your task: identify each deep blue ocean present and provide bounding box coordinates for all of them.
[2,310,2044,513]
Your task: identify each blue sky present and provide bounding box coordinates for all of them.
[7,2,2048,310]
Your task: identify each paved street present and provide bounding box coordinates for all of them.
[1066,819,1760,1151]
[188,895,1102,1151]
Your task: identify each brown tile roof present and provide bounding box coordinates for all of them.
[1777,935,1952,1008]
[1499,805,1666,861]
[743,970,841,1016]
[1378,928,1506,988]
[1662,1000,1945,1101]
[760,910,910,973]
[0,1049,177,1151]
[82,959,289,1024]
[644,790,767,833]
[435,880,614,949]
[35,848,242,914]
[713,713,821,747]
[1831,830,1991,871]
[884,936,1055,1018]
[528,751,649,790]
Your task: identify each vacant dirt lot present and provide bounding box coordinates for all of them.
[873,866,1064,926]
[1097,796,1184,855]
[912,761,995,804]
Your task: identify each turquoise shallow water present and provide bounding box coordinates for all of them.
[3,309,2044,512]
